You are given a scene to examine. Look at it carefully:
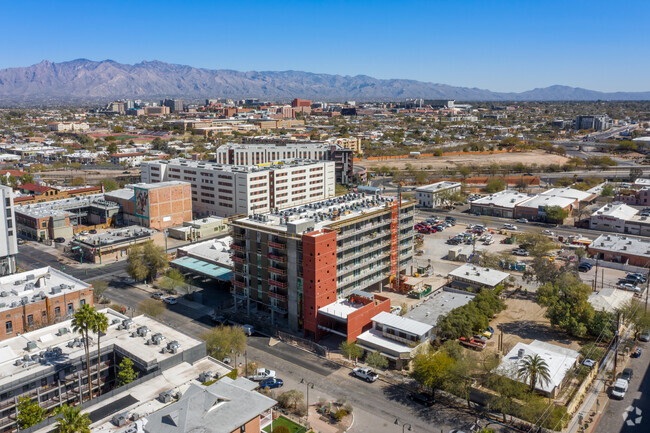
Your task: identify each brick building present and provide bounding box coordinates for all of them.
[105,181,193,230]
[0,267,93,341]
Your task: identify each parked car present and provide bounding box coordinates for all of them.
[543,230,554,236]
[502,224,518,230]
[480,326,495,339]
[352,367,379,382]
[611,378,628,399]
[631,348,642,358]
[515,218,528,223]
[620,368,633,382]
[259,378,284,389]
[617,282,641,293]
[409,392,435,406]
[627,273,647,283]
[163,296,178,305]
[54,237,66,243]
[89,229,97,234]
[248,368,276,381]
[152,292,164,300]
[578,263,593,272]
[512,249,530,256]
[583,359,596,368]
[639,329,650,342]
[17,238,25,245]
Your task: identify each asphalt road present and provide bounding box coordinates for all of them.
[594,339,650,433]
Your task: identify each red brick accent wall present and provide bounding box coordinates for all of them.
[302,229,337,341]
[346,295,391,342]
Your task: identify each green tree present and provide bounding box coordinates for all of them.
[601,184,614,197]
[19,173,34,185]
[138,299,165,317]
[54,404,91,433]
[91,311,109,395]
[160,268,187,293]
[201,326,247,361]
[630,167,643,182]
[485,177,506,193]
[544,205,569,224]
[72,304,96,401]
[90,280,108,303]
[537,273,595,337]
[98,178,119,192]
[112,125,124,133]
[517,354,552,391]
[117,357,137,387]
[70,177,85,186]
[518,232,557,257]
[16,396,45,429]
[365,351,389,369]
[411,351,454,397]
[340,341,363,360]
[523,256,562,284]
[126,241,168,283]
[458,166,472,180]
[106,141,118,154]
[335,183,349,196]
[276,389,304,410]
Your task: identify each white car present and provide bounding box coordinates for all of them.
[543,230,554,236]
[617,282,641,293]
[515,218,528,223]
[247,368,276,381]
[502,224,518,230]
[163,296,178,305]
[352,367,379,382]
[639,329,650,342]
[611,378,628,399]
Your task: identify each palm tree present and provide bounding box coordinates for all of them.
[54,404,91,433]
[71,305,96,402]
[517,354,552,391]
[91,311,109,396]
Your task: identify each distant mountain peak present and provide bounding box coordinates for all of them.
[0,58,648,105]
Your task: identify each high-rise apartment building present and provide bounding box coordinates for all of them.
[0,186,18,276]
[216,141,354,184]
[230,193,415,339]
[574,115,612,131]
[162,98,184,113]
[141,158,336,218]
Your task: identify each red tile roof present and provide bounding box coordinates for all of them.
[20,183,54,193]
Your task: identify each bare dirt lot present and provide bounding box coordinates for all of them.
[360,150,570,170]
[488,291,582,352]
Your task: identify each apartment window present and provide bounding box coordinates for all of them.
[80,299,86,306]
[4,198,9,207]
[54,307,61,318]
[5,209,10,218]
[27,315,33,326]
[67,303,73,315]
[41,222,47,228]
[42,311,47,321]
[5,321,12,334]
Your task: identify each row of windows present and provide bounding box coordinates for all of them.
[219,202,233,208]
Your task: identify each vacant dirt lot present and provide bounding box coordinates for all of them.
[360,150,570,170]
[487,291,582,353]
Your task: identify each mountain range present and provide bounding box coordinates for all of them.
[0,59,649,105]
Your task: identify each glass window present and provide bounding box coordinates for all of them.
[5,321,12,334]
[54,307,61,318]
[27,315,33,326]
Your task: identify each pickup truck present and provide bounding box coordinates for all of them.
[351,367,379,383]
[459,337,486,351]
[247,368,276,381]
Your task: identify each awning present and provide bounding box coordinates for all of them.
[170,256,232,282]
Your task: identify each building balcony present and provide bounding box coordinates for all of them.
[232,256,244,264]
[268,241,286,250]
[269,267,287,276]
[269,279,288,289]
[233,280,246,288]
[268,291,287,302]
[231,243,244,252]
[268,254,287,263]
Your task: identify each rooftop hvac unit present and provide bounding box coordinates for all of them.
[517,348,526,358]
[158,391,173,403]
[198,371,214,382]
[112,412,128,427]
[136,326,150,337]
[167,340,180,354]
[25,274,35,281]
[26,341,38,352]
[57,328,68,336]
[152,333,165,345]
[122,319,134,329]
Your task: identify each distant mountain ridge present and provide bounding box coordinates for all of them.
[0,59,648,105]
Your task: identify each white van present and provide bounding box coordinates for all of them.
[611,378,628,399]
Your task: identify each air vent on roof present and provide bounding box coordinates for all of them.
[26,341,37,352]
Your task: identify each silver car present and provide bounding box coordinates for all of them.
[639,329,650,342]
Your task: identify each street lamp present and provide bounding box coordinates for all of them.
[394,419,412,433]
[300,378,314,416]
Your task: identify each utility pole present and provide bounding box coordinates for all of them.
[613,312,621,378]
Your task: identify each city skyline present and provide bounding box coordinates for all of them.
[1,0,647,93]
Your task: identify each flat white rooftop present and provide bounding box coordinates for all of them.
[0,310,204,388]
[540,187,594,202]
[591,202,638,221]
[471,190,532,209]
[145,157,330,173]
[498,340,579,394]
[415,181,462,193]
[516,194,576,210]
[0,266,90,314]
[235,193,401,233]
[589,234,650,258]
[371,311,432,337]
[448,263,510,288]
[177,236,233,268]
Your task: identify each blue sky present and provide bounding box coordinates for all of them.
[1,0,647,92]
